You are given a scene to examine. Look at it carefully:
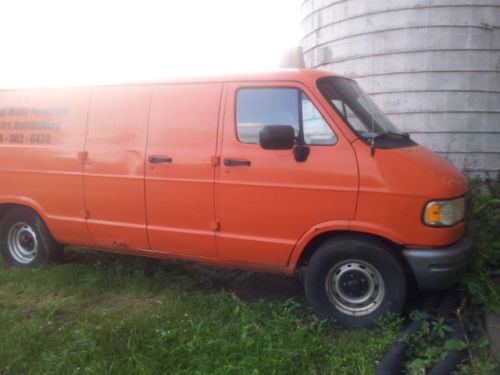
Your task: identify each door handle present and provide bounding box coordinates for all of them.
[224,158,251,167]
[148,156,172,164]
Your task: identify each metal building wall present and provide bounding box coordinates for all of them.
[301,0,500,177]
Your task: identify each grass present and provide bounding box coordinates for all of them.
[0,249,402,375]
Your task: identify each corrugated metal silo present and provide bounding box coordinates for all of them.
[301,0,500,177]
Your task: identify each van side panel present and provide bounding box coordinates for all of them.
[0,88,92,245]
[84,86,151,250]
[145,83,222,257]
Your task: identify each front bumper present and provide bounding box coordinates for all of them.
[402,236,473,290]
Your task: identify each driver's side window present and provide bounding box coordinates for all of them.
[236,88,336,146]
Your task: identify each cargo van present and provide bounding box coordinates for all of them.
[0,69,471,327]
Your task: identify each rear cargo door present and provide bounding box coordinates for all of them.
[83,86,151,250]
[145,83,222,257]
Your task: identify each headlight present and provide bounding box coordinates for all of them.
[423,197,465,227]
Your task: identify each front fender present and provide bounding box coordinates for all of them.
[287,220,405,269]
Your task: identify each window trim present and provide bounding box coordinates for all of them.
[234,85,338,147]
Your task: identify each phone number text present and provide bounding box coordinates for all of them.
[0,134,52,144]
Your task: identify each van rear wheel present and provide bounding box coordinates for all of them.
[305,235,407,328]
[0,207,62,267]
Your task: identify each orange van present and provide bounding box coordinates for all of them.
[0,69,471,327]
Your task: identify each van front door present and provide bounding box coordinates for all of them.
[145,83,222,257]
[216,82,358,268]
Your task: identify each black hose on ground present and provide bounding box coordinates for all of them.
[427,291,467,375]
[427,319,467,375]
[375,292,442,375]
[374,319,423,375]
[374,290,467,375]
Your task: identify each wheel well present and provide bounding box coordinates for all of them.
[0,204,38,224]
[295,230,405,269]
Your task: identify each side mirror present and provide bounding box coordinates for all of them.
[259,125,295,150]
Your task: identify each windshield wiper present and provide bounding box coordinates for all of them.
[370,131,410,157]
[374,131,410,140]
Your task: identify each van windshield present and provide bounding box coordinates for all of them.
[317,76,403,141]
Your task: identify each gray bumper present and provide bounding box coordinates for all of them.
[402,237,473,290]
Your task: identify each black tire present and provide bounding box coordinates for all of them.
[0,207,63,267]
[305,235,407,328]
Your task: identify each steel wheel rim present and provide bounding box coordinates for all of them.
[7,222,39,264]
[325,259,385,316]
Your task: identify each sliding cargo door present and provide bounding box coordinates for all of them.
[83,86,151,250]
[145,83,222,257]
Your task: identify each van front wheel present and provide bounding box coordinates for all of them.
[305,236,407,328]
[0,207,62,267]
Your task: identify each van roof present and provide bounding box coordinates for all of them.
[148,68,338,85]
[0,69,340,91]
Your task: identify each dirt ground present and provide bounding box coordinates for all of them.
[178,261,307,304]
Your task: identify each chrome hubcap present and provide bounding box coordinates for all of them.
[7,223,39,264]
[326,260,385,316]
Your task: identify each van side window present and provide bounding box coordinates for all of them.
[236,88,336,145]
